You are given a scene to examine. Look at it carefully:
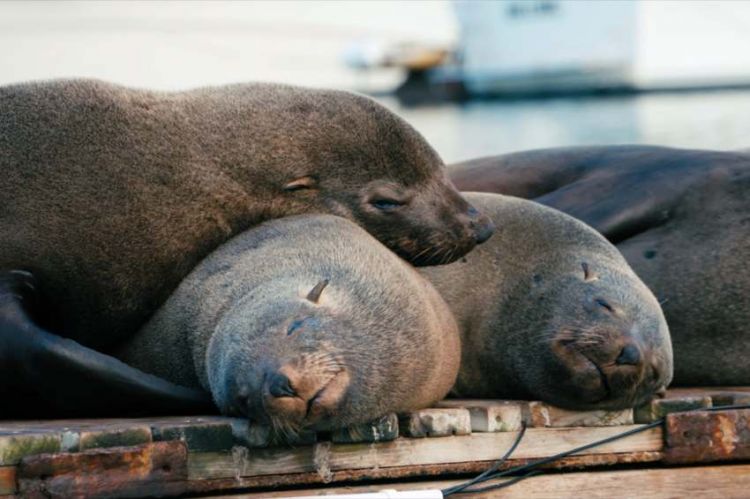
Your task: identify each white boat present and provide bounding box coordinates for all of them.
[451,0,750,96]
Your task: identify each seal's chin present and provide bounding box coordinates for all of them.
[407,242,475,267]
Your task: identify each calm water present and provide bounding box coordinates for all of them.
[3,3,749,166]
[380,90,750,164]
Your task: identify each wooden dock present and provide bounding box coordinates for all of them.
[2,387,750,498]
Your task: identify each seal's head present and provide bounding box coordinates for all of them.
[244,86,494,265]
[426,193,673,410]
[205,278,458,435]
[503,256,673,410]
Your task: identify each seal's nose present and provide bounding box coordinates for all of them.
[267,372,296,398]
[467,206,495,244]
[260,362,351,429]
[599,338,649,397]
[615,343,642,366]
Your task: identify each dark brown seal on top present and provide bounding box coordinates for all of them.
[421,192,673,410]
[0,79,492,349]
[117,214,461,434]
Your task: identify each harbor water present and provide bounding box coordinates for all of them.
[381,90,750,164]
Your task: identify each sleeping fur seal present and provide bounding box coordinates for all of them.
[0,79,490,415]
[450,146,750,386]
[116,214,461,433]
[420,193,673,410]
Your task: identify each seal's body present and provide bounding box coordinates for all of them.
[1,79,491,349]
[421,193,673,410]
[117,215,461,433]
[450,146,750,385]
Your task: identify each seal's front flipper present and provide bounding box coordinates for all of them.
[450,146,711,243]
[0,270,215,418]
[450,146,606,198]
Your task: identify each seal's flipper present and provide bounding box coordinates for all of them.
[532,171,680,243]
[451,146,716,243]
[450,146,608,198]
[0,270,215,418]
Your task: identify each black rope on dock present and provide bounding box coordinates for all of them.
[442,403,750,496]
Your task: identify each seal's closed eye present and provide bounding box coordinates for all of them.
[287,319,305,336]
[371,198,405,211]
[284,176,318,192]
[287,316,322,336]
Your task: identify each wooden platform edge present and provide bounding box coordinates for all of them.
[4,399,750,497]
[225,463,750,499]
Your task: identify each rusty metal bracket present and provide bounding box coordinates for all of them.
[16,440,188,499]
[664,408,750,464]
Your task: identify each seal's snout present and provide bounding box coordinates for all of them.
[267,372,296,398]
[615,343,641,366]
[261,361,351,430]
[467,206,495,244]
[599,338,647,386]
[550,330,657,409]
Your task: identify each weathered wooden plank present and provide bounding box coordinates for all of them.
[662,387,750,408]
[183,451,664,495]
[152,421,233,452]
[0,416,230,434]
[0,467,16,495]
[17,441,188,499]
[438,399,633,430]
[0,433,62,466]
[524,402,633,428]
[221,463,750,498]
[331,414,399,444]
[634,396,712,423]
[438,400,525,432]
[188,425,662,480]
[77,425,152,452]
[0,417,245,461]
[399,408,471,437]
[666,387,750,397]
[189,446,316,480]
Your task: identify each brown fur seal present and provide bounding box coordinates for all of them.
[116,214,461,433]
[1,78,491,349]
[0,79,491,416]
[449,146,750,386]
[420,193,673,410]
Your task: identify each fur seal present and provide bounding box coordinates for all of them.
[116,214,461,432]
[0,79,490,415]
[2,78,492,348]
[450,146,750,386]
[420,193,673,410]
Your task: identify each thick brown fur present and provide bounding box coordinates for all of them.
[450,146,750,385]
[420,193,673,410]
[0,79,490,350]
[117,214,460,433]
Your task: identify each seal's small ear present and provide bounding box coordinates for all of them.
[581,262,598,281]
[284,176,317,192]
[306,279,329,304]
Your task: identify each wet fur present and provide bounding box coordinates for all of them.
[116,215,460,430]
[420,193,673,410]
[0,79,479,350]
[450,146,750,385]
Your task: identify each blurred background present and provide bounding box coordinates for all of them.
[2,0,749,163]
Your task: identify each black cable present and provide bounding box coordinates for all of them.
[457,470,544,494]
[442,402,750,496]
[441,423,527,496]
